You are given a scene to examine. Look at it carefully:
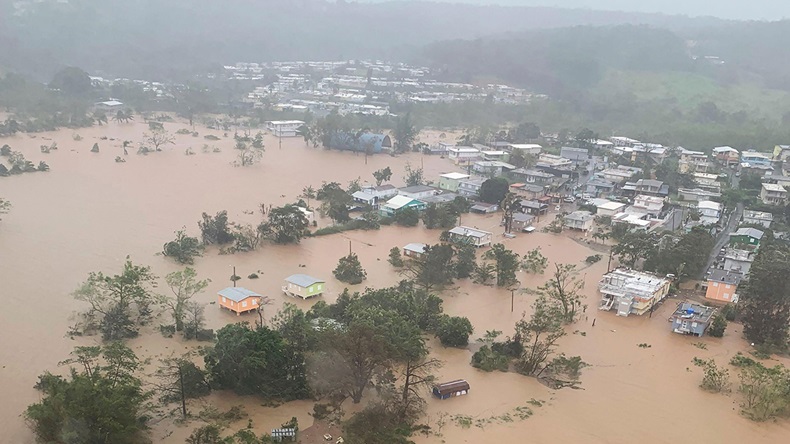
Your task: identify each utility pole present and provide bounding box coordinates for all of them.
[511,289,515,312]
[232,265,237,287]
[607,249,613,273]
[178,363,187,418]
[349,240,352,255]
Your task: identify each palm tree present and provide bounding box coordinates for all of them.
[296,124,312,147]
[93,111,108,125]
[301,186,316,209]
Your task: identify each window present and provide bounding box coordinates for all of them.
[252,299,258,305]
[309,286,314,292]
[713,282,719,287]
[242,301,247,308]
[222,297,226,303]
[723,293,730,300]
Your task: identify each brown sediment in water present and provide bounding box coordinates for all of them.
[1,121,788,443]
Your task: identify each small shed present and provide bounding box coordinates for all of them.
[282,274,325,299]
[432,379,470,400]
[470,202,499,214]
[217,287,262,316]
[512,213,535,232]
[271,428,296,442]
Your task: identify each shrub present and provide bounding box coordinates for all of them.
[708,314,727,338]
[333,253,366,284]
[692,357,731,393]
[162,230,203,265]
[471,345,510,372]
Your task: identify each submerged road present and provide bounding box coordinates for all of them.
[698,202,743,279]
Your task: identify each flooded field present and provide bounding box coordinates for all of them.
[1,120,788,443]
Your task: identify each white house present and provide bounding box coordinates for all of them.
[564,211,594,231]
[596,201,626,217]
[458,178,486,198]
[438,172,471,192]
[508,143,542,155]
[398,185,438,200]
[448,226,493,247]
[630,195,665,218]
[760,183,788,205]
[362,184,399,200]
[598,269,671,317]
[447,146,480,164]
[266,120,304,137]
[742,210,773,228]
[697,200,722,226]
[403,243,427,258]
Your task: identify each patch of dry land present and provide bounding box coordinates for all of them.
[1,119,789,443]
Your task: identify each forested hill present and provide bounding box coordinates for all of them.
[1,0,719,81]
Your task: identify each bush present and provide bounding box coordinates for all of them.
[333,253,367,284]
[708,314,727,338]
[436,315,474,347]
[585,254,602,264]
[692,357,731,393]
[388,247,404,267]
[720,304,739,322]
[160,324,176,337]
[471,345,510,372]
[394,207,420,227]
[162,229,203,264]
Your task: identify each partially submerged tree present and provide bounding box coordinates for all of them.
[522,247,548,274]
[198,211,234,245]
[400,243,456,290]
[388,246,404,267]
[538,263,586,323]
[373,166,393,186]
[479,177,509,205]
[436,315,474,347]
[333,253,367,284]
[162,268,210,333]
[393,112,418,153]
[142,127,175,152]
[25,343,149,444]
[403,163,424,187]
[162,229,203,264]
[260,204,309,244]
[72,259,159,340]
[153,354,211,418]
[485,244,520,287]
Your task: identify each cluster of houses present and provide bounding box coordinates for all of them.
[216,274,326,315]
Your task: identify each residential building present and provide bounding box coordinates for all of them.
[432,379,470,400]
[773,144,790,162]
[472,161,515,176]
[730,227,764,247]
[538,153,572,169]
[609,136,641,147]
[678,188,722,202]
[741,150,773,167]
[398,185,438,200]
[584,178,616,197]
[564,211,594,231]
[669,302,717,337]
[512,213,535,232]
[351,190,379,208]
[598,269,671,317]
[93,100,124,112]
[597,165,642,183]
[678,148,711,173]
[712,146,740,165]
[217,287,262,316]
[510,183,548,200]
[458,178,486,198]
[447,146,480,164]
[697,200,722,226]
[508,143,542,155]
[481,150,509,162]
[379,195,427,217]
[362,184,398,200]
[693,172,722,193]
[438,172,470,192]
[520,199,549,216]
[630,195,665,218]
[630,144,668,163]
[760,183,787,205]
[282,274,325,299]
[329,132,392,153]
[560,146,589,163]
[611,212,652,230]
[266,120,305,137]
[742,210,773,228]
[704,268,742,304]
[422,192,459,205]
[447,226,493,247]
[510,168,554,184]
[425,141,454,155]
[622,179,669,197]
[741,163,774,177]
[723,248,756,275]
[470,202,499,214]
[596,201,626,217]
[403,243,427,258]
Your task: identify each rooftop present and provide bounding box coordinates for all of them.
[385,195,421,209]
[449,226,492,238]
[733,227,764,240]
[599,268,669,299]
[697,200,721,211]
[762,183,787,193]
[598,201,626,211]
[267,120,305,125]
[742,210,773,221]
[671,301,716,324]
[440,172,470,180]
[713,146,739,154]
[284,274,325,287]
[448,146,480,153]
[218,287,262,302]
[403,243,427,254]
[706,268,744,286]
[565,210,594,222]
[399,185,435,194]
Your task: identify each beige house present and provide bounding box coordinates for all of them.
[760,183,787,205]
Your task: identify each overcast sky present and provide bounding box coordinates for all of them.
[381,0,790,20]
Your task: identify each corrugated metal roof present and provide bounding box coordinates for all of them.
[284,274,324,288]
[217,287,261,302]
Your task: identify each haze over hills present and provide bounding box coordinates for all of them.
[0,0,726,81]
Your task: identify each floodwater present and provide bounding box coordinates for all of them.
[1,120,788,443]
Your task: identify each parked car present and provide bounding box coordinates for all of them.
[563,196,576,203]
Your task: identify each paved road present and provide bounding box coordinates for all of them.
[698,202,743,279]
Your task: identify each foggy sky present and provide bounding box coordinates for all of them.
[368,0,790,20]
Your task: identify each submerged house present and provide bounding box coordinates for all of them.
[329,132,392,153]
[282,274,325,299]
[447,226,493,247]
[432,379,470,400]
[379,195,427,217]
[217,287,262,316]
[266,120,305,137]
[598,269,671,317]
[670,302,716,337]
[403,242,427,258]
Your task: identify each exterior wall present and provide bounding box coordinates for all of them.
[438,177,462,192]
[671,318,708,336]
[218,295,259,315]
[457,183,482,197]
[760,187,787,205]
[705,280,737,303]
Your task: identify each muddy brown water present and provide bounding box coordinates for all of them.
[1,121,788,443]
